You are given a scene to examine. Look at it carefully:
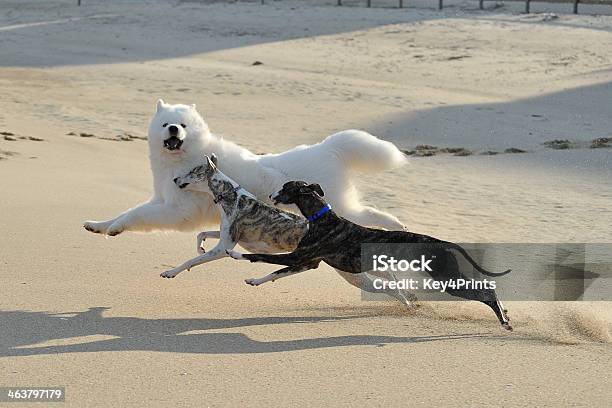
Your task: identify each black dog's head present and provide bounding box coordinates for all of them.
[270,181,324,205]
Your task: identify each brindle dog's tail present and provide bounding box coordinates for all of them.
[446,243,511,277]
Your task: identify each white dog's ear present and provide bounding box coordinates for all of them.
[156,99,167,113]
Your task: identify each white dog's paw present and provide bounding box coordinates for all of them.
[83,220,110,234]
[106,221,125,237]
[226,250,245,260]
[160,269,181,279]
[245,278,264,286]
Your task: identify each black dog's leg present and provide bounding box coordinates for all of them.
[241,250,315,268]
[245,262,319,286]
[427,248,512,330]
[441,285,512,331]
[340,270,418,308]
[482,300,512,331]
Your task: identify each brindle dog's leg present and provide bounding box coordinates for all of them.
[161,242,232,278]
[162,219,236,279]
[245,262,319,286]
[196,230,221,254]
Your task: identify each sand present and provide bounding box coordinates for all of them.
[1,1,611,406]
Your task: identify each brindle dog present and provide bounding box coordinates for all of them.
[228,181,513,331]
[160,157,419,308]
[159,155,305,278]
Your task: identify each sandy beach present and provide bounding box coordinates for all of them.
[1,1,611,406]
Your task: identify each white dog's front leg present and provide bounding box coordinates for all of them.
[196,231,221,254]
[104,203,189,236]
[342,205,405,231]
[161,242,232,279]
[84,198,163,235]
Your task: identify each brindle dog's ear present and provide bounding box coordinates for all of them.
[210,153,218,167]
[309,183,324,197]
[204,155,217,174]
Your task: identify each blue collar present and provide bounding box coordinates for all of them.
[307,204,332,222]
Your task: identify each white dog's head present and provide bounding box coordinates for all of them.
[148,99,210,156]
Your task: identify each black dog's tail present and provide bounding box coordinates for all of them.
[446,243,511,277]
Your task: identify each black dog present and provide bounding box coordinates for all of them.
[229,181,512,330]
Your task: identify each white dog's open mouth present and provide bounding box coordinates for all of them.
[163,136,183,151]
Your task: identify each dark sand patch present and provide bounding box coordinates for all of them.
[1,132,44,142]
[445,55,471,61]
[0,149,19,160]
[504,147,527,154]
[67,131,96,138]
[67,131,146,142]
[591,138,611,149]
[543,139,573,150]
[124,133,147,141]
[541,138,611,150]
[403,145,472,157]
[439,147,472,156]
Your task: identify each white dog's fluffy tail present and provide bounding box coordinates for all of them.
[321,130,407,173]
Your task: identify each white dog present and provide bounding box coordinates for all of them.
[84,99,406,240]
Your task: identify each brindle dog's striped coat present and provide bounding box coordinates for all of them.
[159,155,306,278]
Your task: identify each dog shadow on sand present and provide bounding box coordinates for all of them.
[0,307,504,357]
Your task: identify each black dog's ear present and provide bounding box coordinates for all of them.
[309,183,324,197]
[210,153,218,166]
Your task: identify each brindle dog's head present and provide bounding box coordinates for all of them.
[173,154,218,192]
[270,181,324,205]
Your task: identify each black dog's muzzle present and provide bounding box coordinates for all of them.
[164,136,183,151]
